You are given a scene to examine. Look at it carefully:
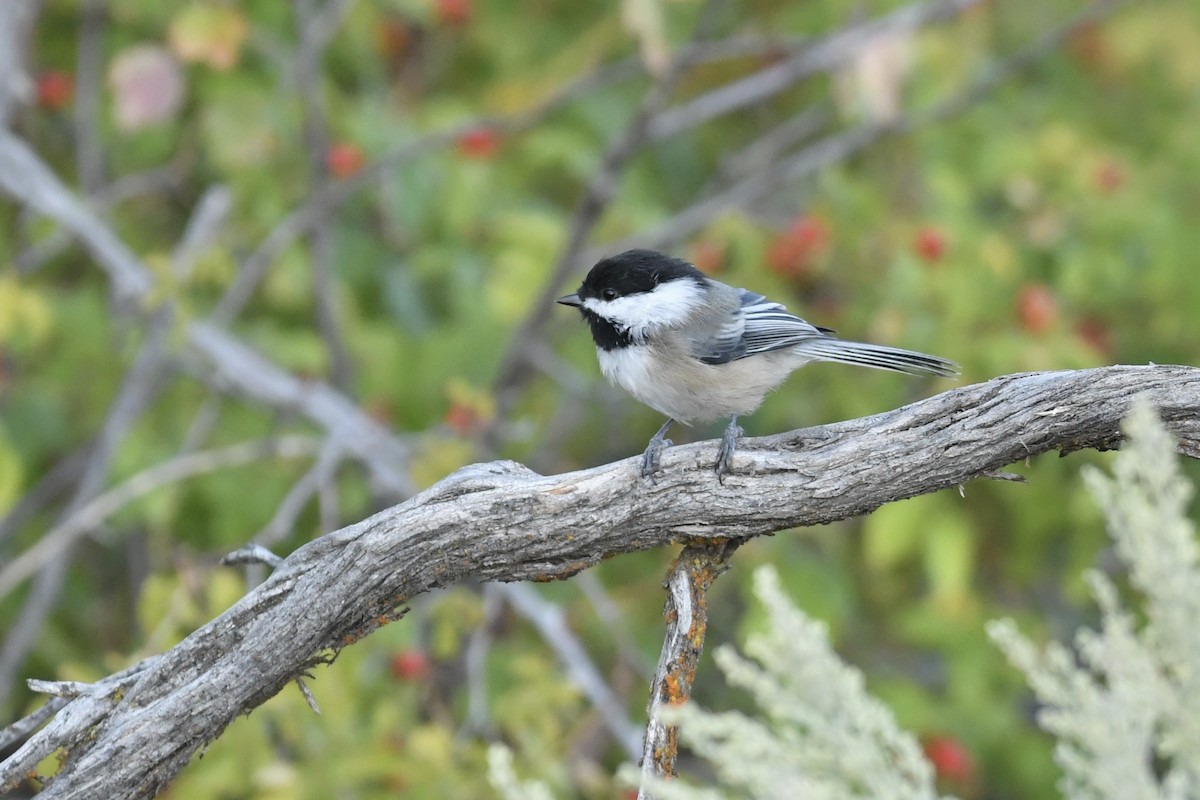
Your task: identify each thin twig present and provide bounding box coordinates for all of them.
[171,186,234,274]
[489,0,725,413]
[588,0,1128,261]
[0,656,159,770]
[575,572,655,680]
[0,446,89,549]
[712,105,830,188]
[645,0,981,141]
[255,437,344,547]
[0,0,38,127]
[294,0,357,393]
[460,584,506,738]
[0,436,322,599]
[0,133,417,496]
[0,132,153,301]
[74,0,106,193]
[220,544,285,569]
[638,541,740,796]
[499,583,644,761]
[206,33,808,327]
[0,184,234,706]
[0,305,174,706]
[13,165,182,275]
[0,696,66,753]
[177,393,225,456]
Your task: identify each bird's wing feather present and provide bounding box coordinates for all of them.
[695,289,830,365]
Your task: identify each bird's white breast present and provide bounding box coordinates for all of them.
[597,346,659,408]
[595,343,810,424]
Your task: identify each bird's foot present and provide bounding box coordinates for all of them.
[640,419,675,483]
[715,417,743,483]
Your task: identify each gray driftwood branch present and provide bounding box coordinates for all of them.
[2,364,1199,798]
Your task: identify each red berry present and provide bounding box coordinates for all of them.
[389,650,432,681]
[433,0,472,26]
[444,402,477,435]
[913,226,947,263]
[790,215,830,251]
[765,236,802,278]
[922,734,976,785]
[1016,284,1057,334]
[326,142,365,178]
[36,70,74,110]
[1076,316,1112,356]
[765,215,829,279]
[456,127,501,159]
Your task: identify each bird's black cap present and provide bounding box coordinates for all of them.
[572,249,705,301]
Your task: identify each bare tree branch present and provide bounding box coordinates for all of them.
[294,0,357,393]
[498,583,644,761]
[0,0,39,128]
[73,0,106,193]
[184,322,415,495]
[0,184,233,707]
[576,571,656,680]
[0,437,321,599]
[461,584,506,738]
[588,0,1127,263]
[13,165,182,276]
[2,365,1198,797]
[204,33,811,328]
[0,447,89,550]
[253,438,344,547]
[0,304,174,705]
[0,130,417,497]
[639,540,740,796]
[0,133,153,301]
[489,0,724,415]
[644,0,981,141]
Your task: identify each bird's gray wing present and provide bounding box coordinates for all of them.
[695,289,831,365]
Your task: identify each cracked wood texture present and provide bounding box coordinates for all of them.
[5,365,1200,798]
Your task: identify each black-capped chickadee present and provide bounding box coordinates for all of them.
[558,249,958,480]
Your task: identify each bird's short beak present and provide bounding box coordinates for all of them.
[557,293,582,308]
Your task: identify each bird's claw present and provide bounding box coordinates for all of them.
[640,436,673,483]
[715,423,743,483]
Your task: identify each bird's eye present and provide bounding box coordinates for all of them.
[601,288,618,301]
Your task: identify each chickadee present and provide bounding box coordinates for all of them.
[558,248,958,480]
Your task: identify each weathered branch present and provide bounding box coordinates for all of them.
[2,364,1198,798]
[639,540,740,796]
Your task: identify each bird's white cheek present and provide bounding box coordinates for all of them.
[581,280,704,334]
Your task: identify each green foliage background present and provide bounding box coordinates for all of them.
[3,0,1200,797]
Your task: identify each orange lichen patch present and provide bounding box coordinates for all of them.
[531,559,591,582]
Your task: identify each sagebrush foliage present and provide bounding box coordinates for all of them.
[990,402,1200,799]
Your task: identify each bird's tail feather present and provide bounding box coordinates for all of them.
[796,338,958,377]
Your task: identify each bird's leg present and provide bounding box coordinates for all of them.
[640,418,675,481]
[715,415,743,481]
